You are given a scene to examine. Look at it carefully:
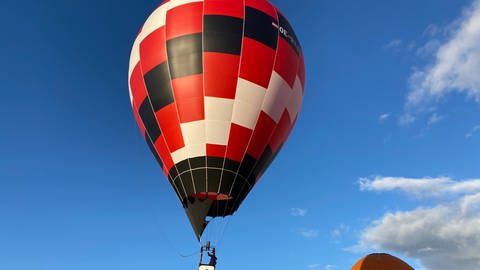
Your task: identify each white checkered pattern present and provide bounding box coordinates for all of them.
[128,0,304,178]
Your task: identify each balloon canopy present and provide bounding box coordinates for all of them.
[352,253,414,270]
[128,0,305,240]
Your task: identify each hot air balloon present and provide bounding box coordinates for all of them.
[352,253,415,270]
[128,0,305,263]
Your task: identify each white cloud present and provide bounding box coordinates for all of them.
[359,176,480,198]
[466,125,480,138]
[423,24,442,37]
[407,0,480,107]
[379,113,390,122]
[461,192,480,213]
[297,228,320,238]
[384,39,403,49]
[356,176,480,270]
[398,113,416,126]
[416,39,441,58]
[357,203,480,270]
[308,264,337,270]
[427,113,444,125]
[290,208,308,217]
[331,224,350,243]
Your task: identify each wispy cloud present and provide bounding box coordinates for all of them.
[423,24,442,37]
[415,39,442,58]
[359,176,480,198]
[324,265,338,270]
[399,0,480,127]
[307,264,321,270]
[331,224,350,243]
[355,175,480,270]
[466,125,480,138]
[379,113,391,122]
[297,228,320,238]
[290,208,308,217]
[384,39,403,49]
[398,113,416,126]
[427,113,444,125]
[406,0,480,108]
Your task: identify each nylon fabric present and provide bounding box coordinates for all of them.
[128,0,305,240]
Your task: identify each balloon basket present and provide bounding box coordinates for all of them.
[198,266,215,270]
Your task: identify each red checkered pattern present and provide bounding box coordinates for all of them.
[128,0,304,214]
[204,0,244,18]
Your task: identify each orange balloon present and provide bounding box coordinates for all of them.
[352,253,414,270]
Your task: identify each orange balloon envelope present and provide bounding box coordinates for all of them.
[128,0,305,240]
[352,253,414,270]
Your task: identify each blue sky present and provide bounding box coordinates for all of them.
[1,0,480,269]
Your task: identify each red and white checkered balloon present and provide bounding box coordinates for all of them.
[128,0,305,240]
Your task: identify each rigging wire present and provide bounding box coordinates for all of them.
[215,216,231,248]
[154,215,201,260]
[178,249,201,258]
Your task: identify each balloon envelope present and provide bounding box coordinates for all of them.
[352,253,414,270]
[128,0,305,240]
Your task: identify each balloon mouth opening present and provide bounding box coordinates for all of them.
[191,192,232,201]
